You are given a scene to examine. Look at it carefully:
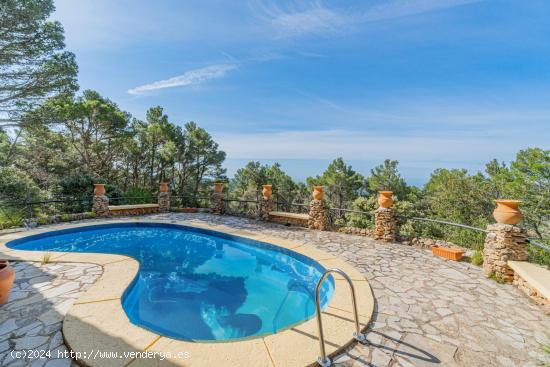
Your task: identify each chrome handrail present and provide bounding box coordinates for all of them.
[315,268,365,367]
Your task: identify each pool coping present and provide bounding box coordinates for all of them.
[0,217,374,367]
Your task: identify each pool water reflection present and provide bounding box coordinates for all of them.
[7,223,334,341]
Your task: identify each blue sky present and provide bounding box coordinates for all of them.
[52,0,550,185]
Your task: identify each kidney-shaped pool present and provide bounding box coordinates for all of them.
[7,223,334,342]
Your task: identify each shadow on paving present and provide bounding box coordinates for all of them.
[0,260,184,367]
[358,298,441,366]
[0,261,439,367]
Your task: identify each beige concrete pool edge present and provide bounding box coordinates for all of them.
[0,218,375,367]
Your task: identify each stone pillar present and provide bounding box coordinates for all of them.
[158,182,170,213]
[308,186,327,230]
[258,185,274,220]
[92,184,109,217]
[211,182,225,215]
[483,200,527,282]
[483,225,528,282]
[374,191,396,242]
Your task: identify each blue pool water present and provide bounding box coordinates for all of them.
[7,223,334,342]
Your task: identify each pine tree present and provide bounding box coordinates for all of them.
[0,0,78,126]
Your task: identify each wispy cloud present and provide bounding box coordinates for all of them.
[127,64,237,95]
[360,0,485,22]
[251,0,485,38]
[251,1,350,38]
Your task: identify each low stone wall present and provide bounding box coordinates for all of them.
[269,214,308,227]
[513,273,550,314]
[23,212,97,227]
[109,206,159,216]
[336,228,462,252]
[402,237,460,250]
[338,226,374,237]
[170,207,200,213]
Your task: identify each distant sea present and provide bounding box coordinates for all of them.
[224,158,488,187]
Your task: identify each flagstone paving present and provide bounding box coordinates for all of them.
[0,262,102,366]
[1,213,550,367]
[156,213,550,367]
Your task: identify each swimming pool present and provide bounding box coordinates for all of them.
[7,223,334,342]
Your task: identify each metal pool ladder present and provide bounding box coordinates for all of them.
[315,268,366,367]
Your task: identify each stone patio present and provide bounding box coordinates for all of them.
[0,262,102,366]
[1,212,550,366]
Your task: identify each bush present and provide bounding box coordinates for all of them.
[58,171,95,198]
[122,186,154,205]
[528,242,550,269]
[0,167,41,205]
[56,172,95,213]
[36,212,49,225]
[490,272,505,284]
[41,253,51,265]
[347,196,376,229]
[0,208,24,229]
[471,249,483,266]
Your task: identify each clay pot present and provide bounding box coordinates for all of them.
[378,191,393,208]
[0,260,15,305]
[262,185,272,200]
[93,184,106,196]
[493,199,523,225]
[312,186,324,201]
[214,182,223,193]
[159,182,169,193]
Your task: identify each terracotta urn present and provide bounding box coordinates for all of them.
[493,199,523,225]
[378,191,393,209]
[0,260,15,305]
[93,184,106,196]
[262,185,272,200]
[214,182,223,194]
[312,186,324,201]
[159,182,169,193]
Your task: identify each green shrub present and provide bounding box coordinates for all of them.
[528,243,550,269]
[106,184,124,203]
[347,196,376,229]
[471,249,483,266]
[86,211,97,218]
[0,166,41,205]
[57,172,95,213]
[36,212,50,225]
[0,208,24,229]
[41,253,51,265]
[58,171,94,198]
[61,213,71,222]
[122,186,154,205]
[490,273,505,284]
